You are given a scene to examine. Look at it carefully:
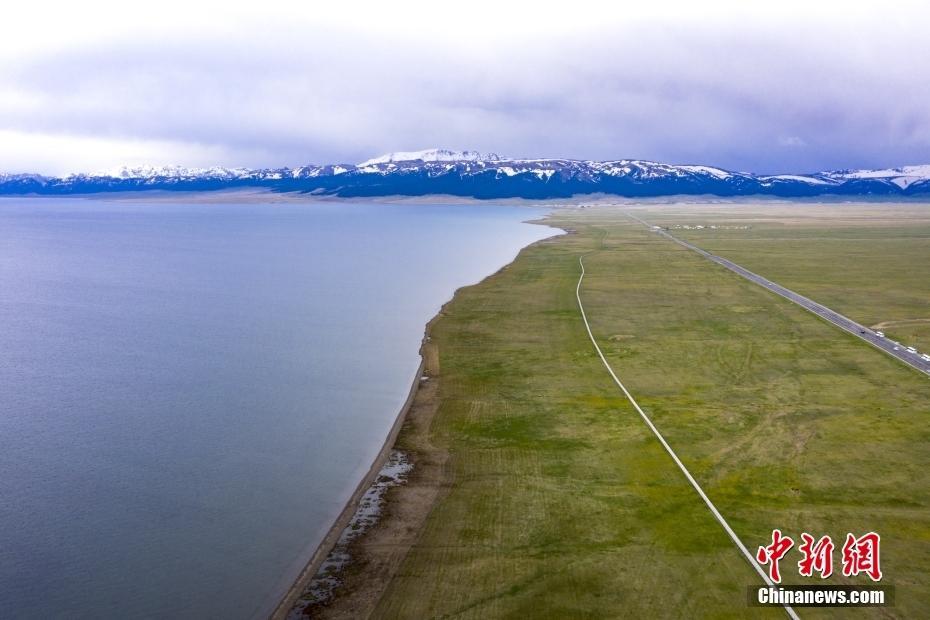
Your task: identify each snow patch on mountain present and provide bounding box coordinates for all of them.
[678,165,733,179]
[85,165,253,180]
[358,149,501,166]
[761,174,835,185]
[825,164,930,189]
[0,172,46,182]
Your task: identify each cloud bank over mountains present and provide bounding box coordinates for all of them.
[1,1,929,175]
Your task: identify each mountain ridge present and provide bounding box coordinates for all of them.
[3,152,930,199]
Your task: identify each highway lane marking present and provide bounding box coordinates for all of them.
[575,255,800,620]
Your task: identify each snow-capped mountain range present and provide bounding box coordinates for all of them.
[3,149,930,199]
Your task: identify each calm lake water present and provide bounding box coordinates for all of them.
[0,197,552,619]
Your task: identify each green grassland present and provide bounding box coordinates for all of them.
[374,205,930,618]
[640,202,930,348]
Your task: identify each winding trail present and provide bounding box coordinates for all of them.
[576,254,799,620]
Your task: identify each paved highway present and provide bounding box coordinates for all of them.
[625,213,930,377]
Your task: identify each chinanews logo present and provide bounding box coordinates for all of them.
[749,530,893,608]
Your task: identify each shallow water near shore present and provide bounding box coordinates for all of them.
[0,197,551,619]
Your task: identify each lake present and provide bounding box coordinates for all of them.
[0,197,553,619]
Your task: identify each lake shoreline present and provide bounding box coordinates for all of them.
[271,217,564,619]
[269,335,428,620]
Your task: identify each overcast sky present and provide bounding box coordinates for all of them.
[2,1,929,175]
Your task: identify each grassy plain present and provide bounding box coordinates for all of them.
[640,202,930,348]
[369,204,930,618]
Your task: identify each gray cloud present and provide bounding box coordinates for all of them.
[2,9,929,174]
